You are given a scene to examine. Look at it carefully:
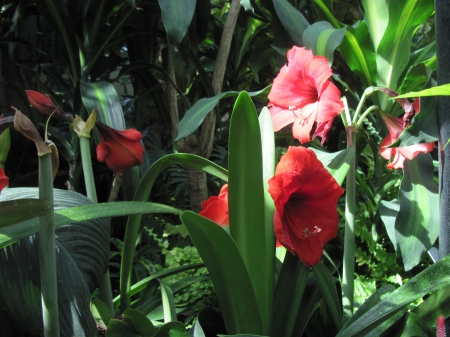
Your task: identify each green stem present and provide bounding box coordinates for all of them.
[79,136,114,316]
[355,105,379,129]
[351,86,378,125]
[342,129,356,321]
[39,153,60,337]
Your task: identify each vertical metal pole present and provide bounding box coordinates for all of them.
[435,0,450,333]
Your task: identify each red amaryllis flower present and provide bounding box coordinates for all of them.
[26,90,73,121]
[268,146,344,267]
[199,184,229,226]
[96,122,145,175]
[0,167,8,193]
[268,46,344,144]
[379,99,435,169]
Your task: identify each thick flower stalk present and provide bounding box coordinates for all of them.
[199,184,229,226]
[95,122,145,175]
[379,99,435,169]
[268,146,344,267]
[0,168,8,192]
[268,46,344,144]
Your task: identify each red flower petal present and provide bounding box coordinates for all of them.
[95,122,144,175]
[267,46,343,144]
[379,103,435,169]
[437,316,446,337]
[199,184,229,226]
[268,147,343,267]
[0,168,8,193]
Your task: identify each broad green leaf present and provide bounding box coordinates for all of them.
[0,188,109,336]
[312,263,343,330]
[303,21,346,64]
[90,299,113,329]
[0,199,52,229]
[379,200,400,248]
[361,0,389,51]
[395,83,450,99]
[393,312,433,337]
[397,63,431,95]
[336,254,450,337]
[395,153,439,271]
[80,81,125,131]
[107,308,155,337]
[273,0,309,46]
[240,0,254,12]
[311,148,356,186]
[272,253,309,337]
[235,17,265,69]
[175,87,269,142]
[228,92,269,334]
[339,21,377,86]
[120,154,228,310]
[375,0,434,108]
[292,275,323,335]
[0,200,181,248]
[180,211,263,335]
[191,307,226,337]
[158,0,196,46]
[154,321,187,337]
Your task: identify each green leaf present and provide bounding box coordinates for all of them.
[159,279,177,323]
[310,148,356,186]
[175,87,269,142]
[360,0,389,51]
[336,254,450,337]
[303,21,346,64]
[379,200,400,248]
[240,0,254,12]
[412,284,450,326]
[154,321,187,337]
[158,0,196,46]
[90,299,113,329]
[228,92,269,334]
[107,308,156,337]
[0,199,52,229]
[0,200,181,248]
[395,83,450,99]
[339,21,377,86]
[120,154,228,309]
[395,153,439,271]
[375,0,434,107]
[180,211,263,335]
[0,188,109,336]
[312,263,343,330]
[273,0,309,46]
[80,81,126,131]
[272,253,309,337]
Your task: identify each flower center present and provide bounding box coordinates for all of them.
[301,226,322,238]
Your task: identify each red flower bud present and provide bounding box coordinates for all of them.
[199,184,229,226]
[26,90,73,121]
[96,122,145,175]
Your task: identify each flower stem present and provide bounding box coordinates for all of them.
[352,86,378,125]
[39,153,60,337]
[79,136,114,316]
[342,128,356,321]
[355,105,379,129]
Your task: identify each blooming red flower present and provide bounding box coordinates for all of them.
[268,146,344,267]
[26,90,73,121]
[379,99,435,169]
[437,316,446,337]
[96,122,145,175]
[268,47,344,144]
[0,167,8,193]
[199,184,229,226]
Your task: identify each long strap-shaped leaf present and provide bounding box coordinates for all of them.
[181,211,263,335]
[119,153,228,310]
[228,92,270,334]
[336,253,450,337]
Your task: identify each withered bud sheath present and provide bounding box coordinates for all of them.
[73,109,97,138]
